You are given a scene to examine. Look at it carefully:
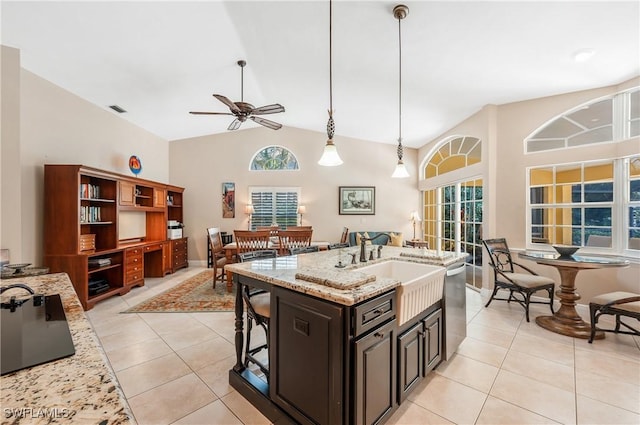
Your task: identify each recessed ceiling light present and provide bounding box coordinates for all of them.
[573,48,596,62]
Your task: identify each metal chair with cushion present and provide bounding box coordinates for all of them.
[589,291,640,343]
[483,238,556,322]
[237,249,277,380]
[206,227,227,288]
[289,245,319,255]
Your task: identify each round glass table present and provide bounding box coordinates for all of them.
[518,251,629,339]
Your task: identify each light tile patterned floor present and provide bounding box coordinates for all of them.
[87,267,640,425]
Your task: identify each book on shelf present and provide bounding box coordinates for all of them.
[88,258,111,267]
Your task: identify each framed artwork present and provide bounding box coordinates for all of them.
[222,182,235,218]
[339,186,375,215]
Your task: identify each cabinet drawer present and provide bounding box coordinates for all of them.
[353,290,396,337]
[125,271,143,284]
[144,243,163,252]
[126,262,143,274]
[172,240,186,251]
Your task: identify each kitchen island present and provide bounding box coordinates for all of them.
[0,273,134,424]
[225,246,467,425]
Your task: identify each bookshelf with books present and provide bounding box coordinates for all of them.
[44,164,186,310]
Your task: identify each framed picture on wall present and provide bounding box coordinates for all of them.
[222,182,235,218]
[339,186,375,215]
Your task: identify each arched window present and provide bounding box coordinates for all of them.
[250,146,299,171]
[525,88,639,153]
[423,136,481,179]
[421,135,483,289]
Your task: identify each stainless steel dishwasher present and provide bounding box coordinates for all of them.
[443,260,467,360]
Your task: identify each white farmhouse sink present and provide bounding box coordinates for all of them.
[357,260,446,326]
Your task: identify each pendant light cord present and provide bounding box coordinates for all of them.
[398,14,402,144]
[329,0,333,117]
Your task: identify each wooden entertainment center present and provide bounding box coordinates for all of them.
[44,164,187,310]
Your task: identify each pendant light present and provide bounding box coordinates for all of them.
[318,0,344,166]
[391,4,410,178]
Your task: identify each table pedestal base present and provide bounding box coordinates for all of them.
[535,315,604,340]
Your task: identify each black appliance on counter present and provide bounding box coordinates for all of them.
[1,283,75,375]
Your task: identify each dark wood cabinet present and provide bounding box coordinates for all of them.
[424,309,443,373]
[266,284,397,425]
[44,164,185,310]
[270,286,344,425]
[398,321,424,403]
[397,306,443,404]
[354,319,396,425]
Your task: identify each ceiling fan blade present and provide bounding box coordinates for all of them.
[251,103,285,115]
[251,116,282,130]
[228,118,242,131]
[189,111,234,115]
[213,94,241,114]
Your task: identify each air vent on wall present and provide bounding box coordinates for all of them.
[109,105,127,113]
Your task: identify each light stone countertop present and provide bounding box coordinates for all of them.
[0,273,134,424]
[225,246,468,306]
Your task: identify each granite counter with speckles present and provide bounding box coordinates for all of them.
[0,273,134,424]
[225,246,468,306]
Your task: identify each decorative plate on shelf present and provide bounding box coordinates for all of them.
[552,245,579,257]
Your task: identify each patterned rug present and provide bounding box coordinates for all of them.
[122,270,236,313]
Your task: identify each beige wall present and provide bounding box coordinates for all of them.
[1,46,23,263]
[169,126,421,265]
[417,78,640,301]
[3,49,170,264]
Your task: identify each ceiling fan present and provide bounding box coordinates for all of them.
[189,60,285,131]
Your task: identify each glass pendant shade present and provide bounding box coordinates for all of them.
[392,160,409,178]
[318,139,343,166]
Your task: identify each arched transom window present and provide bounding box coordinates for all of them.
[424,136,481,179]
[525,88,639,153]
[250,146,299,171]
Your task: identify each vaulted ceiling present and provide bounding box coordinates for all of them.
[2,1,639,148]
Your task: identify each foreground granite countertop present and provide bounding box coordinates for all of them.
[225,246,468,305]
[0,273,134,424]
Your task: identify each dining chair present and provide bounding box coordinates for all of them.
[234,230,271,254]
[238,249,277,380]
[287,225,313,231]
[340,227,349,244]
[588,291,640,343]
[256,225,280,237]
[206,227,227,288]
[277,229,313,256]
[289,245,319,255]
[482,238,556,322]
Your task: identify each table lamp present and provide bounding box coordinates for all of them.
[244,204,255,230]
[297,205,306,225]
[409,211,421,240]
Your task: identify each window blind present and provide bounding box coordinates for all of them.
[249,187,300,230]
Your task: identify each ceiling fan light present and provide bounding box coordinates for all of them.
[318,139,343,166]
[392,160,409,178]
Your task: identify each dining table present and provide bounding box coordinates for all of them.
[221,241,331,291]
[518,251,629,339]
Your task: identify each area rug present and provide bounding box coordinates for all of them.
[123,270,236,313]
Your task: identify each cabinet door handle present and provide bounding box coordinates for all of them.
[374,332,384,339]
